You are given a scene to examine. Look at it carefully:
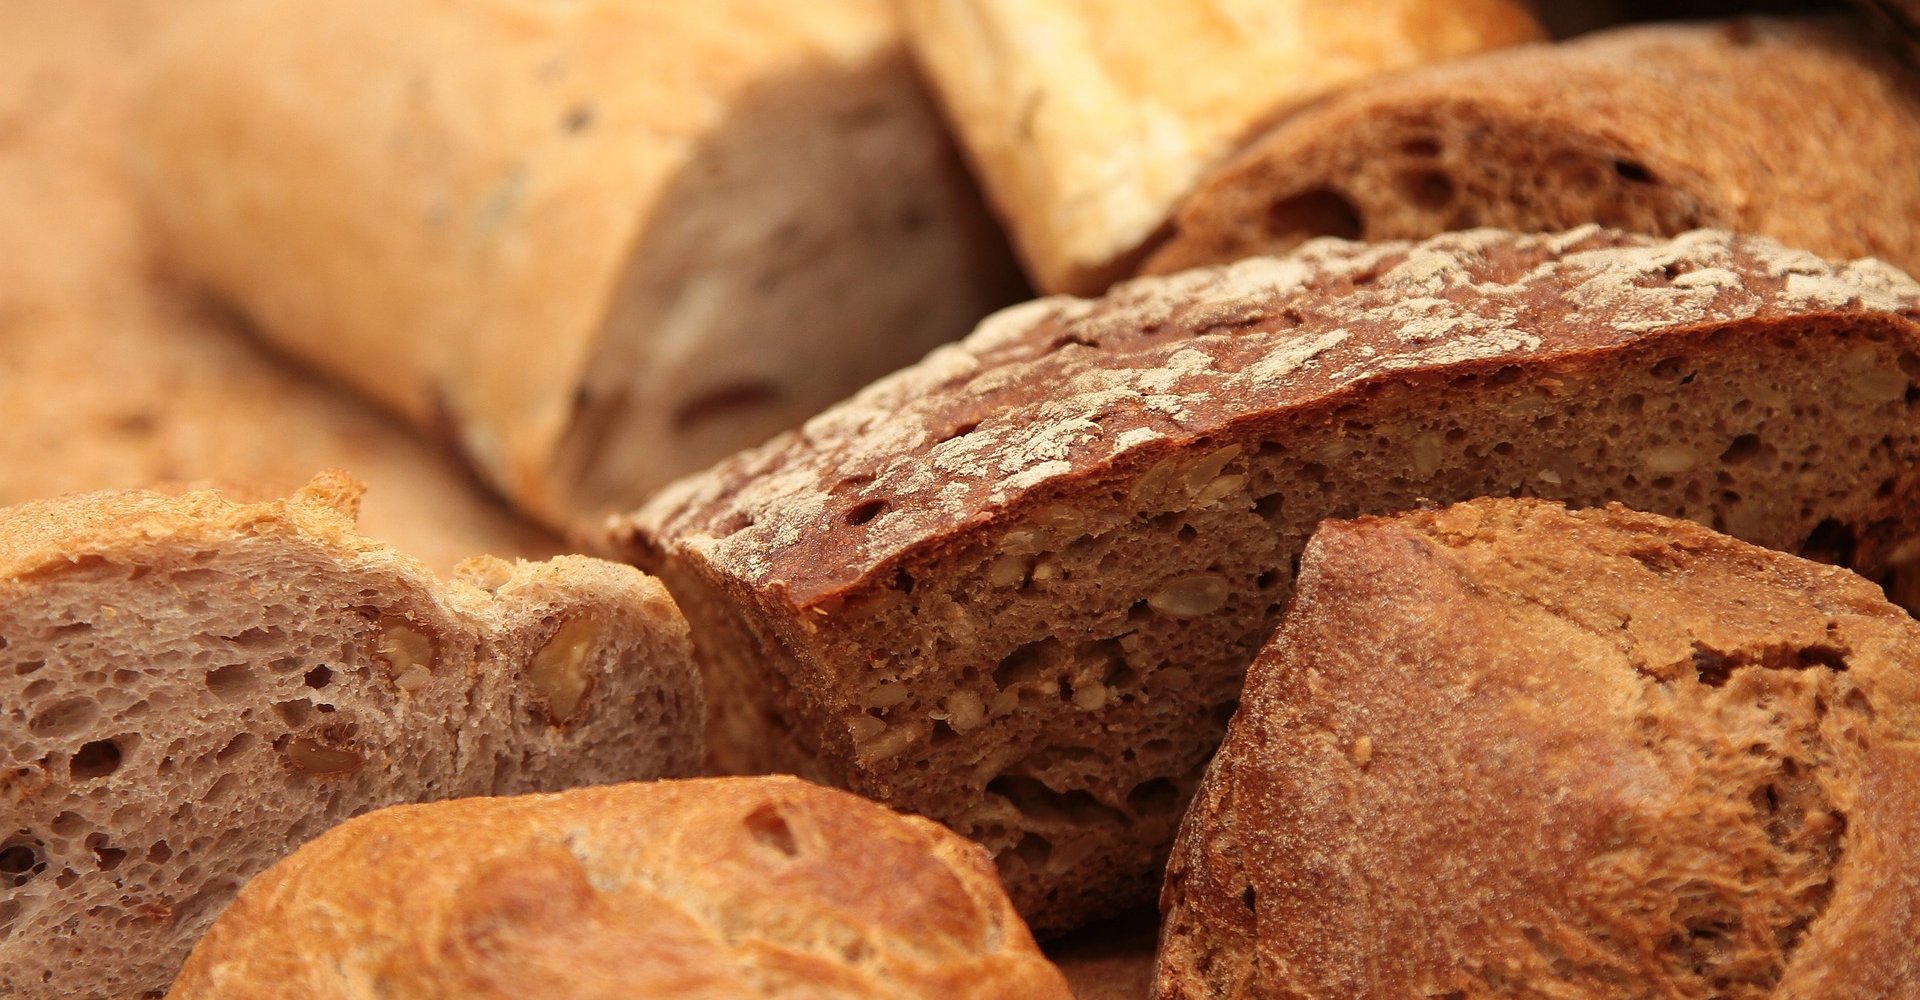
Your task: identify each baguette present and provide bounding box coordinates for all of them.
[616,227,1920,931]
[0,475,703,999]
[1159,499,1920,997]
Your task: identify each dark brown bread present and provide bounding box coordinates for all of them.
[614,227,1920,932]
[168,776,1072,1000]
[1158,499,1920,998]
[1144,18,1920,283]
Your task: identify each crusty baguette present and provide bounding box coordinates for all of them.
[166,775,1072,1000]
[0,0,556,573]
[901,0,1541,294]
[1145,17,1920,281]
[0,474,703,1000]
[1158,499,1920,997]
[132,0,1021,532]
[615,227,1920,932]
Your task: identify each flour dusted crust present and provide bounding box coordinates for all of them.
[618,227,1920,932]
[1158,500,1920,997]
[134,0,1018,531]
[899,0,1541,294]
[0,475,703,1000]
[167,776,1072,1000]
[1146,17,1920,280]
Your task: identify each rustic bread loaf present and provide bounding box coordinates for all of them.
[1046,910,1161,1000]
[0,1,556,572]
[1857,0,1920,61]
[133,0,1021,532]
[1145,18,1920,282]
[900,0,1541,294]
[0,475,703,1000]
[615,227,1920,932]
[1158,499,1920,998]
[166,775,1072,1000]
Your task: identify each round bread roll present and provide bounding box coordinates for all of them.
[1158,499,1920,997]
[167,776,1073,999]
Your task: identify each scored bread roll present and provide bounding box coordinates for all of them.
[1158,500,1920,997]
[1145,17,1920,279]
[0,474,703,1000]
[900,0,1542,294]
[166,776,1074,1000]
[133,0,1021,531]
[615,227,1920,932]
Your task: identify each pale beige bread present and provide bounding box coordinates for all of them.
[132,0,1022,532]
[0,475,704,1000]
[1158,500,1920,998]
[901,0,1541,294]
[0,0,557,573]
[166,776,1071,1000]
[615,227,1920,932]
[1145,17,1920,281]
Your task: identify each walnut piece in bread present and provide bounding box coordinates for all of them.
[1147,18,1920,283]
[0,474,703,1000]
[1159,499,1920,997]
[134,0,1021,532]
[616,227,1920,932]
[899,0,1541,294]
[166,776,1072,1000]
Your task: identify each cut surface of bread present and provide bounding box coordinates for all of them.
[0,474,703,1000]
[167,775,1072,1000]
[134,0,1021,531]
[900,0,1540,294]
[1145,17,1920,283]
[616,227,1920,932]
[1158,500,1920,997]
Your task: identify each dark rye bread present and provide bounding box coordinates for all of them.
[613,227,1920,932]
[1143,18,1920,284]
[1157,500,1920,998]
[0,475,703,999]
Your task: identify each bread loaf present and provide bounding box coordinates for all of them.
[1158,499,1920,997]
[615,227,1920,931]
[167,775,1072,1000]
[901,0,1541,293]
[0,475,703,999]
[1146,18,1920,282]
[133,0,1021,531]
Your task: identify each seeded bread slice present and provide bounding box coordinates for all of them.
[0,474,703,1000]
[1144,18,1920,283]
[1158,499,1920,997]
[167,775,1071,1000]
[615,227,1920,932]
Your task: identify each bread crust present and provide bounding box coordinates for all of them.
[901,0,1541,294]
[166,775,1072,1000]
[0,475,704,999]
[1146,17,1920,280]
[615,227,1920,931]
[1157,499,1920,997]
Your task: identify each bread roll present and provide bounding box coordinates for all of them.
[1146,17,1920,279]
[902,0,1541,293]
[166,776,1072,1000]
[0,475,703,999]
[614,227,1920,932]
[133,0,1021,531]
[1158,499,1920,997]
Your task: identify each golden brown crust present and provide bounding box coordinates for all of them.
[1158,500,1920,997]
[1146,17,1920,279]
[901,0,1541,294]
[167,776,1073,1000]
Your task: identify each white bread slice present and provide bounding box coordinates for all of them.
[0,473,703,1000]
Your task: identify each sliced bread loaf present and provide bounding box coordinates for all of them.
[616,227,1920,931]
[167,776,1072,1000]
[1145,18,1920,283]
[0,474,703,999]
[1158,499,1920,997]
